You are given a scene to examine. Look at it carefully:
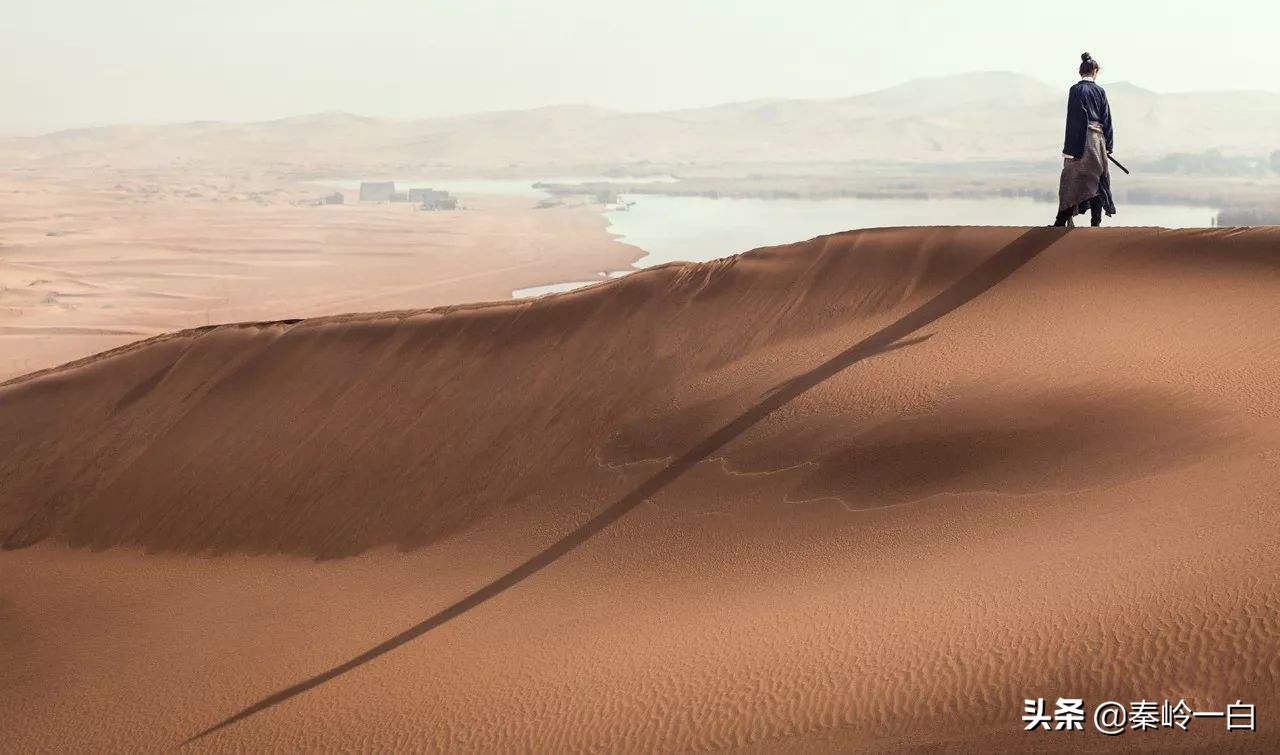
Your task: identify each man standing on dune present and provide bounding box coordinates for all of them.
[1053,52,1117,227]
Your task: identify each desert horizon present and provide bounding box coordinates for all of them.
[10,68,1277,135]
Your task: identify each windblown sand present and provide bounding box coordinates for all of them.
[2,226,1278,751]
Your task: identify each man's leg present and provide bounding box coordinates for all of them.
[1089,197,1104,227]
[1053,208,1075,227]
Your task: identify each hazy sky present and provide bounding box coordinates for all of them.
[2,0,1275,134]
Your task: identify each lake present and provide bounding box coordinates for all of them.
[322,177,1219,299]
[513,194,1220,298]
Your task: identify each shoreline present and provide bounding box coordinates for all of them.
[511,199,646,299]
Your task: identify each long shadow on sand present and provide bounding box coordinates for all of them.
[187,226,1069,743]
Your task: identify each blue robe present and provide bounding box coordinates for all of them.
[1062,80,1114,159]
[1061,80,1117,217]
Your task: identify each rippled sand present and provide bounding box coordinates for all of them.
[3,226,1278,751]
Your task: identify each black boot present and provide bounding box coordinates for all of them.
[1089,198,1104,227]
[1053,209,1075,227]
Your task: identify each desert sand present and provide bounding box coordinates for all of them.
[0,171,639,381]
[2,226,1279,751]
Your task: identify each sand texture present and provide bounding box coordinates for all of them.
[0,174,638,381]
[2,226,1279,751]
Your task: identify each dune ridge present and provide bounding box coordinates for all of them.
[0,226,1050,556]
[3,226,1280,751]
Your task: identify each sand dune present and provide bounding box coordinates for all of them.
[9,73,1280,170]
[2,226,1279,750]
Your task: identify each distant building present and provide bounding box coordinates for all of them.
[359,181,395,202]
[321,192,344,205]
[389,191,409,202]
[410,187,459,211]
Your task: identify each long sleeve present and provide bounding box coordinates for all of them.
[1101,93,1114,153]
[1062,86,1085,158]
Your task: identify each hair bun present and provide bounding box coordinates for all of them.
[1081,52,1092,62]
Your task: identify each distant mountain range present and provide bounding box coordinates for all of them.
[6,72,1280,171]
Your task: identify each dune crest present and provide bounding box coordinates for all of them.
[3,226,1280,750]
[0,226,1047,556]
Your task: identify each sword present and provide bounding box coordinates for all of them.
[1107,154,1130,174]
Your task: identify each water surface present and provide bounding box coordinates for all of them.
[513,194,1218,297]
[610,195,1218,268]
